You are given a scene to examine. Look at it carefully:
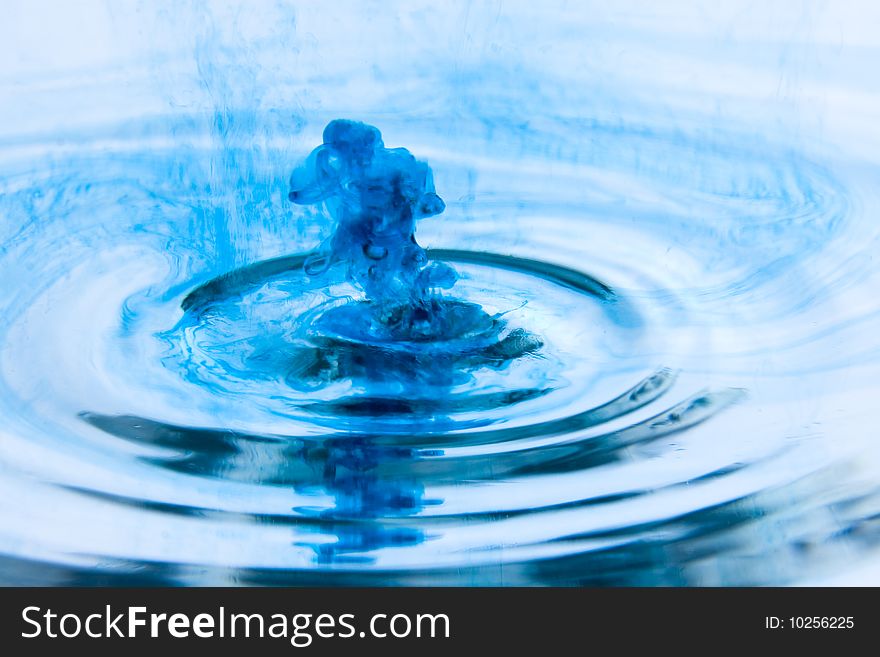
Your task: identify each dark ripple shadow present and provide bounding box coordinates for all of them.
[78,383,744,491]
[181,248,616,315]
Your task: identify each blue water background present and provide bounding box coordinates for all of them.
[0,1,879,584]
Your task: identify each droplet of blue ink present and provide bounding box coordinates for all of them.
[288,120,459,336]
[282,119,543,400]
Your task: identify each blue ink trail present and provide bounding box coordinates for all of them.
[277,120,544,406]
[288,120,461,340]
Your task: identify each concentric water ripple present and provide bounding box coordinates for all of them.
[1,103,880,586]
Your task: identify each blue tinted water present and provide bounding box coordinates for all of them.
[1,1,880,585]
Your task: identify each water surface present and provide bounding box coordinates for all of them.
[1,1,879,585]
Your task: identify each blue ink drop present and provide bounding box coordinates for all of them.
[289,119,462,340]
[282,120,543,406]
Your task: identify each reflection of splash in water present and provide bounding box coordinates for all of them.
[78,370,742,570]
[79,411,435,566]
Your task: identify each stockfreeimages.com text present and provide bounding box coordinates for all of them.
[22,605,450,646]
